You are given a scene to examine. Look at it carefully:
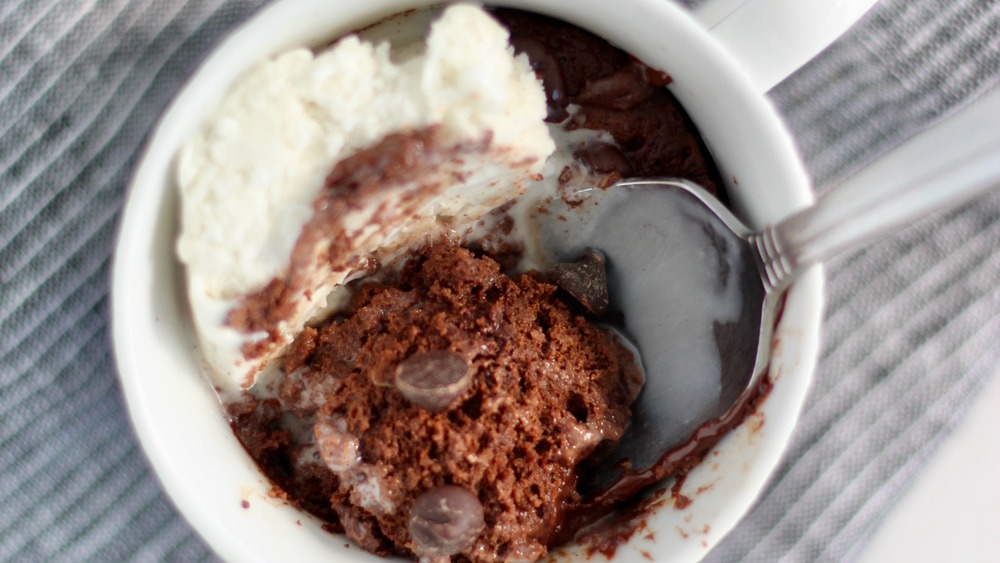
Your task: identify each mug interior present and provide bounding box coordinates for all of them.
[112,1,823,561]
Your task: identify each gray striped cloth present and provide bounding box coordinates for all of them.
[1,0,997,561]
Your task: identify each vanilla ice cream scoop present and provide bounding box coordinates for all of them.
[176,4,554,390]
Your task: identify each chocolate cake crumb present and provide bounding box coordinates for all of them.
[233,243,642,561]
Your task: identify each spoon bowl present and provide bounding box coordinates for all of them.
[585,96,1000,501]
[572,179,772,499]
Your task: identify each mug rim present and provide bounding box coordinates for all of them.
[111,1,824,561]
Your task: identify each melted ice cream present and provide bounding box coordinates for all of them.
[176,5,554,390]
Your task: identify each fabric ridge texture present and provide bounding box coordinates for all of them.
[0,0,998,561]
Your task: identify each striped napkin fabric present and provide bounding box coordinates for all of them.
[1,0,997,560]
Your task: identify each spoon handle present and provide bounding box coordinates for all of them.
[760,88,1000,293]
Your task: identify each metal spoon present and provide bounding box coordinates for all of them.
[580,90,1000,502]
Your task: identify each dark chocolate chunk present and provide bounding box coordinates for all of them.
[574,62,656,111]
[395,350,472,412]
[575,143,634,176]
[408,486,485,556]
[548,249,609,315]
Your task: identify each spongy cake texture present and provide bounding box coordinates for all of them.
[231,244,641,561]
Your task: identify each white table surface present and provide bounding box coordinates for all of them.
[858,369,1000,563]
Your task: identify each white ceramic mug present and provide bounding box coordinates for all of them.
[112,0,876,560]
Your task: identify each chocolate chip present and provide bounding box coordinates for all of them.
[548,249,609,315]
[395,350,471,412]
[575,143,634,176]
[408,486,485,557]
[575,62,655,111]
